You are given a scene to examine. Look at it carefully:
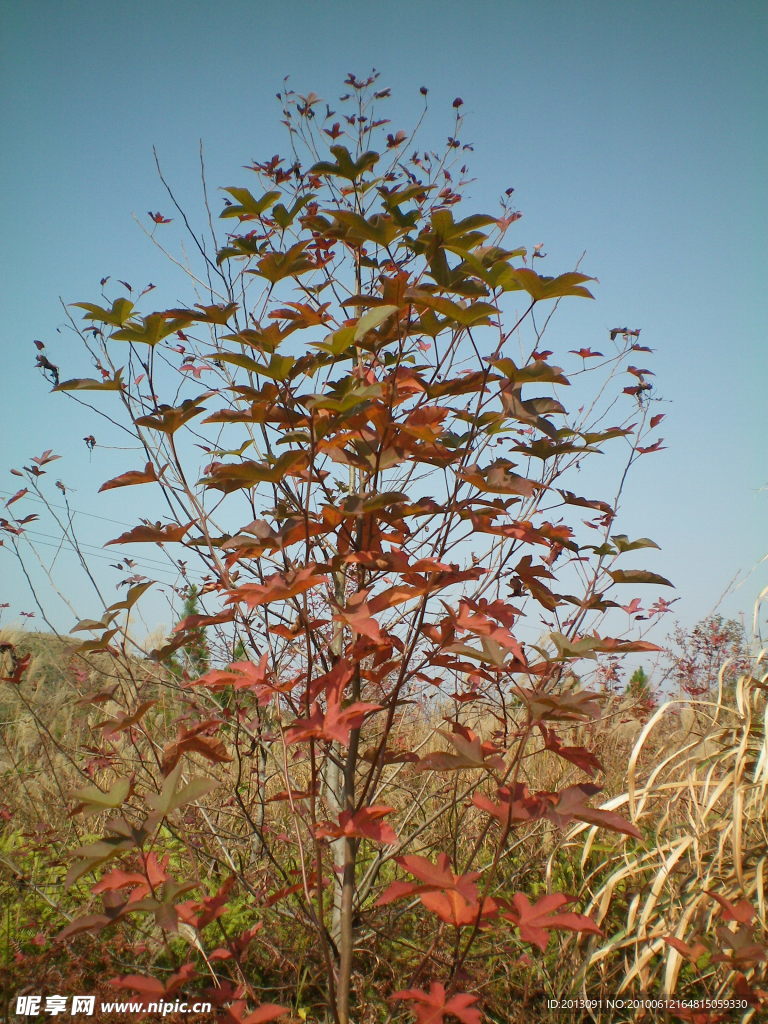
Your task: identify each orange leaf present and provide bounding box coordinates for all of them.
[97,700,157,737]
[315,805,398,844]
[107,521,192,545]
[162,721,232,774]
[543,783,642,838]
[416,723,504,774]
[99,462,164,491]
[377,853,496,927]
[226,1002,291,1024]
[390,983,482,1024]
[502,892,601,951]
[334,592,386,642]
[226,564,329,608]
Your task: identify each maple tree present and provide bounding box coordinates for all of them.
[2,74,682,1022]
[666,614,750,696]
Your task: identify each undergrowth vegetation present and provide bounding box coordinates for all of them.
[1,75,765,1023]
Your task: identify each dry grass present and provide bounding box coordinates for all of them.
[551,660,768,1019]
[2,629,767,1020]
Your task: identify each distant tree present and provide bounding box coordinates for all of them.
[668,614,751,696]
[171,584,210,678]
[626,665,654,707]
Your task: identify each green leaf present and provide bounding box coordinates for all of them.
[216,236,264,264]
[491,359,569,386]
[272,193,315,229]
[111,312,195,346]
[579,426,633,444]
[446,638,508,668]
[71,298,134,327]
[310,325,357,357]
[220,187,281,219]
[303,379,383,413]
[74,629,119,654]
[65,834,136,887]
[547,632,664,660]
[336,491,408,516]
[216,352,295,380]
[166,302,238,325]
[327,209,404,247]
[309,145,379,182]
[219,328,283,354]
[408,290,498,327]
[105,581,154,614]
[510,438,594,461]
[135,397,208,434]
[255,354,296,381]
[353,304,399,341]
[379,182,435,210]
[72,617,114,632]
[451,212,499,234]
[71,778,131,816]
[607,569,673,587]
[146,765,216,817]
[251,241,315,284]
[214,352,262,373]
[497,268,596,301]
[609,535,661,554]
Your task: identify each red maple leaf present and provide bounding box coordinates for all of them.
[0,646,31,685]
[161,720,232,773]
[92,853,169,903]
[663,935,710,963]
[538,726,603,777]
[149,211,172,224]
[5,488,28,507]
[706,892,755,924]
[223,1001,290,1024]
[180,362,211,378]
[569,348,603,359]
[454,601,527,662]
[226,564,329,608]
[31,449,61,467]
[110,962,195,998]
[637,438,666,454]
[472,784,549,827]
[377,853,496,927]
[176,876,236,930]
[501,892,601,951]
[191,655,270,693]
[284,671,380,747]
[390,982,482,1024]
[416,722,505,774]
[542,783,642,838]
[99,462,161,492]
[334,591,386,642]
[106,521,192,545]
[315,805,398,844]
[386,130,408,149]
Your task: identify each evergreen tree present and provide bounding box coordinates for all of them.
[172,584,210,679]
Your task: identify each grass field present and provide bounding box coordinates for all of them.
[1,630,765,1023]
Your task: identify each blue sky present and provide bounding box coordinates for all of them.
[1,0,766,650]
